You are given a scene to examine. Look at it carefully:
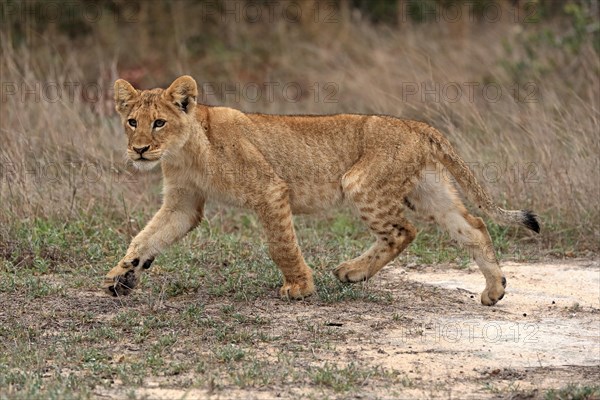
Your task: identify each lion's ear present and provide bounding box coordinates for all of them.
[114,79,138,114]
[164,75,197,113]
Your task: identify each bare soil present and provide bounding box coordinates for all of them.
[2,259,598,399]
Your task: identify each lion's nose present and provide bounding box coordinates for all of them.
[133,145,150,155]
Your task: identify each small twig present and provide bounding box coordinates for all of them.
[121,193,133,239]
[69,186,77,216]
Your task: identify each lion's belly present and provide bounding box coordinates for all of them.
[288,180,344,214]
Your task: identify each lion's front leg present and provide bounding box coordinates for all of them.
[255,187,315,300]
[104,188,204,296]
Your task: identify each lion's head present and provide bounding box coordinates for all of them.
[113,75,199,170]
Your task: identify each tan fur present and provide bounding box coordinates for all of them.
[104,76,539,306]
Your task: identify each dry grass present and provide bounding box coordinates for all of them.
[0,1,598,249]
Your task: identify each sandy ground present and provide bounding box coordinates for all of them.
[367,259,600,398]
[118,259,599,399]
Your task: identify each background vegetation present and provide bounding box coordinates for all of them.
[1,0,598,252]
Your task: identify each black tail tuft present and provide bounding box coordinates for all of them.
[522,210,540,233]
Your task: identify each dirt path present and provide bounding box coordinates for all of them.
[363,259,600,398]
[120,259,599,399]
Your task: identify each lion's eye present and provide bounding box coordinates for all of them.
[153,119,166,128]
[127,119,137,128]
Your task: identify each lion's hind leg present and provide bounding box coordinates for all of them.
[334,157,418,283]
[406,163,506,306]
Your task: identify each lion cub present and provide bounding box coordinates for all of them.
[104,75,539,306]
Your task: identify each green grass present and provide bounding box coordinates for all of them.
[0,206,582,399]
[0,205,549,309]
[309,362,396,392]
[545,384,600,400]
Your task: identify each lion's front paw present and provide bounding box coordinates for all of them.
[481,278,506,306]
[279,278,315,300]
[105,268,137,296]
[103,257,154,297]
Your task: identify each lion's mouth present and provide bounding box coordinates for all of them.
[131,154,161,162]
[132,158,161,171]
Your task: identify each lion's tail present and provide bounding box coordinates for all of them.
[422,125,540,233]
